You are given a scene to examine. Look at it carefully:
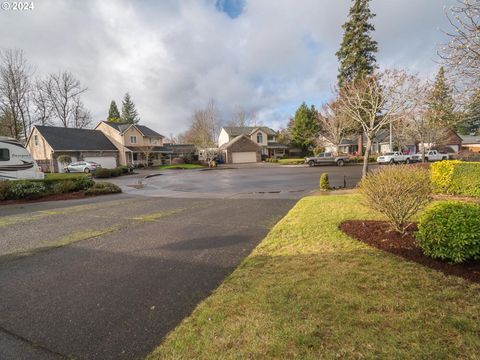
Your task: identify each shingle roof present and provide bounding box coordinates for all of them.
[101,121,164,137]
[126,146,172,153]
[220,134,259,149]
[35,126,118,151]
[223,126,277,136]
[460,134,480,144]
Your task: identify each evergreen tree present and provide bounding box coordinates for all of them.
[336,0,378,87]
[459,89,480,135]
[121,93,140,124]
[107,100,121,122]
[291,102,319,154]
[428,67,456,129]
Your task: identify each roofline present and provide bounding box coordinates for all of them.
[51,149,119,152]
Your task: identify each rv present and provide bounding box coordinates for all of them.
[0,136,44,180]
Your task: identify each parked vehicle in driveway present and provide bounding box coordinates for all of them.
[64,161,101,173]
[412,150,450,162]
[0,136,44,180]
[305,152,349,167]
[377,151,414,165]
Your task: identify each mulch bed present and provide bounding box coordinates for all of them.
[340,220,480,284]
[0,191,88,205]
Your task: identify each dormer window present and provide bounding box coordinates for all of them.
[130,135,137,144]
[256,132,263,144]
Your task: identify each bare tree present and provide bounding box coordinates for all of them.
[32,78,52,126]
[439,0,480,90]
[337,70,415,177]
[0,49,34,140]
[72,97,91,129]
[227,105,258,127]
[317,100,354,155]
[43,71,87,128]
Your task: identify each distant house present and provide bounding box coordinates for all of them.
[460,134,480,153]
[95,122,171,166]
[26,126,119,172]
[218,126,288,162]
[220,134,261,164]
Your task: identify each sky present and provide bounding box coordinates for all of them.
[0,0,457,135]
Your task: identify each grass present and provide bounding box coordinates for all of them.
[148,194,480,359]
[44,173,89,180]
[277,158,305,165]
[157,164,204,170]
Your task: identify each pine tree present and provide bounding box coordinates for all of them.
[336,0,378,87]
[459,89,480,135]
[107,100,121,122]
[121,93,140,124]
[428,67,456,129]
[291,102,319,154]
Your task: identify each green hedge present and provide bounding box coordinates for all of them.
[431,160,480,197]
[416,201,480,263]
[85,182,121,196]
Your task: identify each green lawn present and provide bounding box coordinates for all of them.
[277,158,305,165]
[44,173,89,180]
[157,164,205,170]
[148,194,480,359]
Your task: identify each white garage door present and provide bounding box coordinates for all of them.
[84,156,117,169]
[232,152,257,164]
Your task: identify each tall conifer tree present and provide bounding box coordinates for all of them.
[107,100,121,122]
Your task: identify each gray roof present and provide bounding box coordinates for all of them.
[460,134,480,144]
[35,126,118,151]
[126,146,172,153]
[220,134,259,149]
[102,122,164,137]
[223,126,277,137]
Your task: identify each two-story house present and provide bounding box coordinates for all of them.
[218,126,288,163]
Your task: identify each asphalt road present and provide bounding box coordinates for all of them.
[0,165,368,359]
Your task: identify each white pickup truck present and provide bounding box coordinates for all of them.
[377,151,414,165]
[412,150,450,162]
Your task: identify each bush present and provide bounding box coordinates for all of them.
[52,180,77,194]
[57,155,72,166]
[278,158,305,165]
[6,181,48,200]
[431,160,480,197]
[416,201,480,263]
[171,157,185,165]
[85,182,122,196]
[0,181,12,200]
[118,165,132,174]
[319,173,330,191]
[93,168,112,178]
[359,165,432,233]
[110,167,122,177]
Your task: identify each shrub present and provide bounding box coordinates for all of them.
[359,165,432,233]
[6,181,48,200]
[416,202,480,263]
[431,160,480,197]
[319,173,330,191]
[171,157,185,165]
[93,168,112,178]
[71,176,94,191]
[52,180,77,194]
[85,182,122,196]
[110,167,122,177]
[0,181,12,200]
[118,165,131,174]
[57,155,72,166]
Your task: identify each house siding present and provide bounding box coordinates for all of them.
[222,136,261,164]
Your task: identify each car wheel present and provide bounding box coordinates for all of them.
[337,159,344,167]
[308,160,315,167]
[405,158,411,164]
[65,169,70,173]
[389,159,395,165]
[84,168,90,173]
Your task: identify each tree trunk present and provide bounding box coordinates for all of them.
[421,145,426,163]
[362,137,373,179]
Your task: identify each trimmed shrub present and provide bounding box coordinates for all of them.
[319,173,330,190]
[359,165,432,233]
[118,165,132,174]
[93,168,112,178]
[85,182,122,196]
[71,177,94,191]
[52,180,77,194]
[57,155,72,166]
[6,181,48,200]
[431,160,480,197]
[110,167,122,177]
[416,201,480,263]
[0,181,12,200]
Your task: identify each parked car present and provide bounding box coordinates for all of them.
[64,161,101,173]
[412,150,450,162]
[0,136,44,180]
[377,151,414,165]
[305,153,349,167]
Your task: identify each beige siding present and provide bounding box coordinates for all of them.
[26,127,53,161]
[250,130,268,146]
[96,122,129,165]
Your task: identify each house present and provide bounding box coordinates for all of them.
[218,126,288,162]
[26,126,119,172]
[95,122,171,166]
[220,134,261,164]
[460,134,480,153]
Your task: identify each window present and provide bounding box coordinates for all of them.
[34,135,39,146]
[130,136,137,144]
[256,132,263,144]
[150,138,158,145]
[0,148,10,161]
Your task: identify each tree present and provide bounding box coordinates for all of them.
[32,79,52,126]
[42,71,87,128]
[227,105,257,127]
[107,100,121,122]
[458,89,480,135]
[337,70,415,177]
[428,67,457,128]
[317,100,354,155]
[72,97,91,129]
[439,0,480,90]
[0,109,22,139]
[290,102,319,154]
[121,93,140,124]
[336,0,378,87]
[0,49,34,141]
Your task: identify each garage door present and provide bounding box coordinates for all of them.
[232,152,257,164]
[84,156,117,169]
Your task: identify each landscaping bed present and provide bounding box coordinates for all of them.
[340,220,480,283]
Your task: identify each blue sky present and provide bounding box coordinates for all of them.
[0,0,457,134]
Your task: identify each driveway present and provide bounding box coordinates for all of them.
[0,165,367,359]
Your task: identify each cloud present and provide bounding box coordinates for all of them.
[0,0,456,134]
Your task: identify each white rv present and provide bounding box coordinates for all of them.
[0,136,44,180]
